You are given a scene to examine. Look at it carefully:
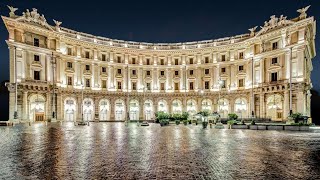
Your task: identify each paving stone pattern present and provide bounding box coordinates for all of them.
[0,123,320,179]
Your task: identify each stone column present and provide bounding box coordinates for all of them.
[260,93,265,118]
[46,93,51,121]
[284,91,289,119]
[110,98,115,120]
[77,96,82,121]
[56,94,62,121]
[22,91,28,121]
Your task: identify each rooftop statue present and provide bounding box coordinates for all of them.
[297,5,311,20]
[7,5,18,18]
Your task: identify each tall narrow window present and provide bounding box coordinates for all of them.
[132,58,136,64]
[205,81,209,89]
[132,69,136,75]
[221,55,226,61]
[221,80,226,88]
[67,47,72,55]
[102,54,106,61]
[34,38,39,47]
[175,83,179,90]
[239,52,244,59]
[101,67,106,73]
[34,55,40,62]
[239,79,244,87]
[190,58,193,64]
[175,59,179,65]
[132,82,136,90]
[190,70,194,75]
[205,57,209,63]
[86,79,90,87]
[146,83,151,90]
[189,82,194,90]
[146,59,150,65]
[102,80,107,88]
[67,76,73,85]
[160,59,164,65]
[34,71,40,80]
[175,71,179,76]
[161,83,165,91]
[271,72,278,82]
[272,42,278,50]
[117,81,122,89]
[85,51,90,59]
[117,56,121,63]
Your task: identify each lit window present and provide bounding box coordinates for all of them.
[239,79,244,87]
[67,76,73,85]
[117,81,122,89]
[161,83,165,90]
[239,52,244,59]
[146,83,151,90]
[132,82,136,90]
[175,83,179,90]
[190,82,194,90]
[67,47,72,55]
[102,80,107,88]
[86,79,90,87]
[85,51,90,59]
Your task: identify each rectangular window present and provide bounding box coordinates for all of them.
[34,55,40,61]
[205,57,209,63]
[161,83,165,91]
[160,71,165,76]
[132,82,136,90]
[160,59,164,65]
[175,83,179,90]
[272,42,278,50]
[221,80,226,88]
[117,69,122,74]
[67,47,72,55]
[221,68,226,73]
[277,112,282,119]
[34,38,39,47]
[190,82,194,90]
[85,51,90,59]
[34,71,40,80]
[205,69,210,75]
[101,67,106,73]
[117,56,121,63]
[146,59,150,65]
[85,65,90,71]
[67,76,73,85]
[86,79,90,87]
[271,72,278,82]
[102,80,107,88]
[175,59,179,65]
[190,58,193,64]
[190,70,194,75]
[175,71,179,76]
[102,54,106,61]
[205,81,209,89]
[239,79,244,87]
[117,81,122,89]
[221,55,226,61]
[239,65,244,71]
[146,71,151,76]
[132,69,136,75]
[67,62,72,68]
[272,57,278,64]
[146,83,151,90]
[239,52,244,59]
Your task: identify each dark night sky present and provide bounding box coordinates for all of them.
[0,0,319,89]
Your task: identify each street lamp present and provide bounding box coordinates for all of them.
[51,52,56,121]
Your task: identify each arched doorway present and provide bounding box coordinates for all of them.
[129,100,139,121]
[201,99,212,112]
[99,99,110,121]
[234,98,248,119]
[158,100,168,113]
[267,94,283,121]
[115,99,126,121]
[187,99,197,116]
[218,98,229,118]
[83,98,94,121]
[144,99,153,120]
[64,97,77,121]
[29,94,46,121]
[172,99,182,114]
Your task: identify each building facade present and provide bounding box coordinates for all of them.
[3,6,316,122]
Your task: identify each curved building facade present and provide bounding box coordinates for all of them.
[3,6,316,122]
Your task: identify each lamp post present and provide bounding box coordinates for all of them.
[13,46,18,120]
[289,47,293,116]
[81,82,84,124]
[126,64,130,124]
[251,56,255,118]
[51,52,56,121]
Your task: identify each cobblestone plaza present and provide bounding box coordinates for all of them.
[0,123,319,179]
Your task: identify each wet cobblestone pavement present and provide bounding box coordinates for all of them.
[0,123,320,179]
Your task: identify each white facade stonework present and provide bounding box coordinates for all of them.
[2,6,316,122]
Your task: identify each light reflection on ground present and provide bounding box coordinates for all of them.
[0,122,319,179]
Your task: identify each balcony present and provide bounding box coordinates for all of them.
[83,70,92,75]
[131,74,138,79]
[65,67,75,73]
[31,61,42,68]
[100,71,108,77]
[115,73,123,78]
[237,70,246,76]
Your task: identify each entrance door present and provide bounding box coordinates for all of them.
[130,111,138,120]
[35,113,44,121]
[84,110,92,121]
[65,110,74,121]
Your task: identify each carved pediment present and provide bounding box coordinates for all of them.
[14,8,54,31]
